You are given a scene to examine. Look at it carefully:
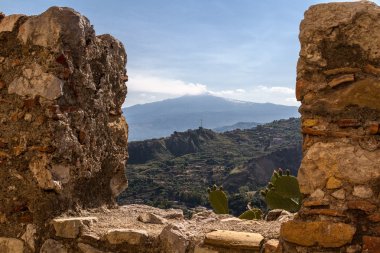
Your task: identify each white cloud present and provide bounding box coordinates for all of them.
[128,74,208,95]
[123,73,299,107]
[208,85,298,106]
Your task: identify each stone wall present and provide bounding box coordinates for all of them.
[0,6,128,251]
[280,2,380,252]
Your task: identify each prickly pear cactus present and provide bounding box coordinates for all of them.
[207,185,229,214]
[261,169,302,212]
[238,208,262,220]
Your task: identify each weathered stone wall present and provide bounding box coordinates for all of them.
[280,2,380,252]
[0,6,128,251]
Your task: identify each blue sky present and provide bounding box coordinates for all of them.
[1,0,373,107]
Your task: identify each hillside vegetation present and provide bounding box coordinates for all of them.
[118,118,302,215]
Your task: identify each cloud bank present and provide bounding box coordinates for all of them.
[124,73,299,107]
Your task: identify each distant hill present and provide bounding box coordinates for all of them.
[123,94,299,141]
[118,118,302,215]
[213,122,259,132]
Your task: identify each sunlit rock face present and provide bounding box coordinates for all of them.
[0,5,128,244]
[281,2,380,252]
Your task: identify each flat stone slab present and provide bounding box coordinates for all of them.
[105,229,148,245]
[280,221,356,247]
[204,230,264,250]
[52,217,98,239]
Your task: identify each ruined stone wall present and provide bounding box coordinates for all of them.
[280,2,380,252]
[0,6,128,250]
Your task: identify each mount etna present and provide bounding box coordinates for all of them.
[123,94,299,141]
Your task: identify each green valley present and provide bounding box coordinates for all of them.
[118,118,302,216]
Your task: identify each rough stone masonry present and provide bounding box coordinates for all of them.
[0,5,128,245]
[280,1,380,252]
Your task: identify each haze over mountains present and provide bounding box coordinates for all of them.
[123,94,300,141]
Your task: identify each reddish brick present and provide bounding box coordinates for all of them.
[303,199,329,207]
[296,79,306,101]
[337,119,361,128]
[363,236,380,253]
[369,122,380,135]
[23,98,38,110]
[302,127,326,136]
[347,200,377,213]
[28,146,55,153]
[56,54,69,68]
[364,64,380,75]
[302,208,346,217]
[323,67,361,75]
[368,214,380,223]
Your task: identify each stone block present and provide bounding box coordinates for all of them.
[159,224,189,253]
[8,63,63,100]
[204,230,264,251]
[368,213,380,222]
[347,200,377,213]
[331,189,346,200]
[105,229,148,245]
[295,79,307,101]
[368,122,380,135]
[301,208,346,217]
[327,74,354,88]
[326,177,342,189]
[303,119,318,127]
[364,64,380,75]
[310,189,325,198]
[362,236,380,253]
[352,185,373,199]
[17,7,91,49]
[303,199,329,207]
[137,212,167,224]
[21,224,36,251]
[337,119,361,128]
[0,238,24,253]
[280,221,355,247]
[298,142,380,194]
[263,239,281,253]
[52,217,98,239]
[323,67,361,75]
[28,154,61,191]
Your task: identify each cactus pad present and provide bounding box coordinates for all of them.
[262,169,302,212]
[238,208,262,220]
[207,185,229,214]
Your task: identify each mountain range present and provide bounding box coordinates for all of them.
[123,95,299,141]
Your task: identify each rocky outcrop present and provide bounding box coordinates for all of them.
[128,128,217,164]
[0,6,128,251]
[224,145,302,192]
[280,1,380,252]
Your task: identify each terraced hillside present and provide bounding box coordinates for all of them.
[118,118,302,215]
